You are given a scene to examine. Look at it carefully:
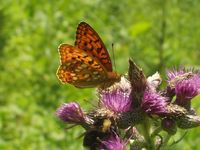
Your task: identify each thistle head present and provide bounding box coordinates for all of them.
[99,77,133,114]
[98,132,127,150]
[56,102,90,124]
[166,68,200,108]
[141,90,168,115]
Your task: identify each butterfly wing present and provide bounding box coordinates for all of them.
[75,22,113,72]
[57,44,109,88]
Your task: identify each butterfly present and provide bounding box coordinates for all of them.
[57,22,121,88]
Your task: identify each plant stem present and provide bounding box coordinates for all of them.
[151,127,162,138]
[160,134,171,149]
[140,117,155,150]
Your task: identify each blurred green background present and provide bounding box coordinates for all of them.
[0,0,200,149]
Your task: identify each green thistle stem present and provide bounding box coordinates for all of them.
[151,127,162,138]
[140,116,156,150]
[161,134,171,148]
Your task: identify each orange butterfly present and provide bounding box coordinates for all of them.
[57,22,121,88]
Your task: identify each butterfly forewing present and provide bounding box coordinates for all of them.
[75,22,113,72]
[57,44,109,88]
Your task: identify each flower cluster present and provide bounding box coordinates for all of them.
[56,60,200,150]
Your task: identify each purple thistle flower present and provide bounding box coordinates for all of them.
[99,132,127,150]
[141,90,168,115]
[99,77,133,114]
[167,68,186,82]
[193,75,200,88]
[166,68,200,87]
[56,102,89,124]
[175,76,200,105]
[100,90,132,113]
[166,68,200,105]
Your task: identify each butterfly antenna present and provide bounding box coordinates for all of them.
[111,43,116,71]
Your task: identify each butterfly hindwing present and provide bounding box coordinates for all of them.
[57,44,108,88]
[75,22,113,72]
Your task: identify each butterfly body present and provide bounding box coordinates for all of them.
[57,22,120,88]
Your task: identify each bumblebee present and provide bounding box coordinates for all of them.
[83,118,116,150]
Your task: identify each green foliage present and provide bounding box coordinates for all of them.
[0,0,199,149]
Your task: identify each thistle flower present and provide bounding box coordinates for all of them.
[141,90,168,115]
[175,78,200,106]
[56,102,90,124]
[166,68,199,89]
[99,132,127,150]
[193,74,200,88]
[99,77,133,114]
[166,68,200,106]
[167,68,187,82]
[166,68,192,94]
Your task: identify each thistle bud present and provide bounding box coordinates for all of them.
[161,118,177,135]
